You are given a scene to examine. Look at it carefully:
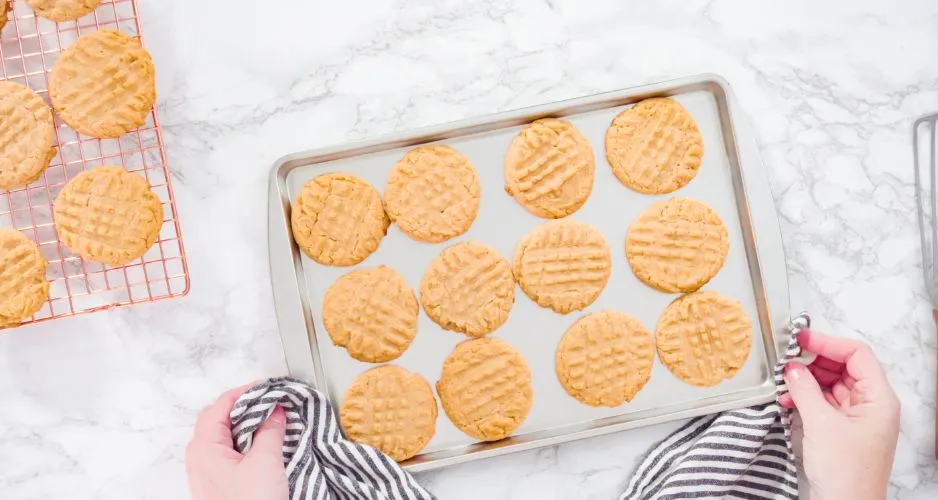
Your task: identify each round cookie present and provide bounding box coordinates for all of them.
[1,1,9,31]
[323,266,418,363]
[0,81,57,191]
[626,197,728,293]
[504,118,594,218]
[49,29,155,138]
[436,337,532,441]
[555,311,655,407]
[291,173,389,267]
[605,98,704,194]
[513,219,611,314]
[384,145,480,243]
[53,165,162,266]
[27,0,100,21]
[656,291,753,387]
[419,242,514,337]
[0,229,49,328]
[339,365,437,462]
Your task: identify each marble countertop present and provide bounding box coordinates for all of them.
[2,0,938,498]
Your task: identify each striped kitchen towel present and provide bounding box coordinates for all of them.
[230,377,435,500]
[619,323,804,500]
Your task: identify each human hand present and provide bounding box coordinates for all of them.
[778,330,900,500]
[186,384,289,500]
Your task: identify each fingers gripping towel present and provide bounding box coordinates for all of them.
[619,318,806,500]
[230,378,436,500]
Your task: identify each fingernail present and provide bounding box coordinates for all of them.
[269,406,286,425]
[785,362,805,381]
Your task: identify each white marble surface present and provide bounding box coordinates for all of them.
[2,0,938,498]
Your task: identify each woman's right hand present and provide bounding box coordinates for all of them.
[778,330,900,500]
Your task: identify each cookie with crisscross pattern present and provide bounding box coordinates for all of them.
[656,291,752,387]
[504,118,594,218]
[420,242,514,337]
[626,197,728,293]
[556,311,654,407]
[291,172,389,266]
[0,229,49,328]
[436,337,532,441]
[385,145,480,243]
[49,30,155,138]
[53,166,163,266]
[0,81,56,190]
[340,365,437,462]
[27,0,100,21]
[513,219,610,314]
[605,98,703,194]
[323,266,418,363]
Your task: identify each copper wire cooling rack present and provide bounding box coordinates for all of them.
[0,0,189,327]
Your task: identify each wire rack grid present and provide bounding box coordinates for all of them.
[0,0,189,328]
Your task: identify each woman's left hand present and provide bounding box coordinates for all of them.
[185,385,289,500]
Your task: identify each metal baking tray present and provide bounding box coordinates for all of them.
[267,74,790,472]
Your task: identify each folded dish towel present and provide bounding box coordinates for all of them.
[230,378,435,500]
[231,319,804,500]
[619,324,804,500]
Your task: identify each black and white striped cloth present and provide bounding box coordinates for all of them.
[619,330,803,500]
[230,377,435,500]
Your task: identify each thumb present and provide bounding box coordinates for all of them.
[784,362,835,424]
[248,405,286,459]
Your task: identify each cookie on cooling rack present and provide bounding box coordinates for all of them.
[291,173,389,266]
[323,266,419,363]
[437,337,532,441]
[0,81,57,191]
[420,241,515,337]
[605,97,704,194]
[1,0,9,31]
[513,219,611,314]
[53,165,163,267]
[27,0,100,22]
[0,229,49,329]
[504,118,594,219]
[555,311,655,407]
[49,29,155,138]
[384,145,481,243]
[339,365,437,462]
[656,291,753,387]
[626,197,728,293]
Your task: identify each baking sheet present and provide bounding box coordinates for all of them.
[267,75,790,471]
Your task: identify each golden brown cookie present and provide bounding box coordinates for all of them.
[419,242,514,337]
[656,291,753,387]
[504,118,594,218]
[0,1,9,31]
[384,145,480,243]
[53,166,163,266]
[49,29,155,138]
[291,173,389,267]
[436,337,532,441]
[323,266,418,363]
[626,198,728,293]
[605,98,704,194]
[513,219,610,314]
[340,365,437,462]
[27,0,100,21]
[0,229,49,328]
[0,81,57,191]
[555,311,655,407]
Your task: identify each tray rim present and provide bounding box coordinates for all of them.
[266,73,791,472]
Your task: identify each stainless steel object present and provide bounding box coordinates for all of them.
[267,74,791,472]
[912,113,938,459]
